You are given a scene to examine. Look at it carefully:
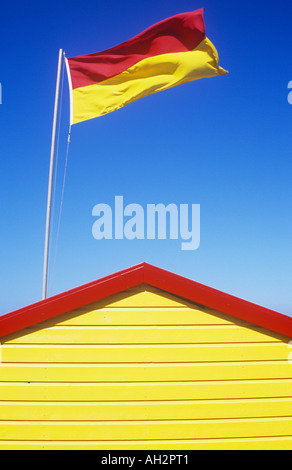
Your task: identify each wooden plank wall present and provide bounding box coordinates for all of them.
[0,285,292,449]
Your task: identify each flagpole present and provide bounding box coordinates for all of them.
[42,48,64,300]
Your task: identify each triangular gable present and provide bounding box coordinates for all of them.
[1,262,292,339]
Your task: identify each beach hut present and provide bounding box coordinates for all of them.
[0,262,291,449]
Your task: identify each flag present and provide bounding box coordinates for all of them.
[65,9,228,125]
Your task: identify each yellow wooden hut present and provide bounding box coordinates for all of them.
[0,262,291,449]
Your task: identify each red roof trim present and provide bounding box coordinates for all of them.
[0,264,144,338]
[143,264,292,338]
[1,262,292,339]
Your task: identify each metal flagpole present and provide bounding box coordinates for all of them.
[42,48,64,300]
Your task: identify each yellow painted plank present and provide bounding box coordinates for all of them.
[0,417,292,440]
[0,437,291,450]
[3,325,281,344]
[1,362,292,382]
[99,289,193,308]
[2,343,289,363]
[1,379,292,401]
[46,308,235,327]
[1,398,292,421]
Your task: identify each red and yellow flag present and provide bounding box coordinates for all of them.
[65,9,227,124]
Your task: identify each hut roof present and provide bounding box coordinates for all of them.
[1,262,291,339]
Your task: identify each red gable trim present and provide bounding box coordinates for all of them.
[143,264,292,339]
[1,262,292,339]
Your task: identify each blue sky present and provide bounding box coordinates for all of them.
[0,0,291,317]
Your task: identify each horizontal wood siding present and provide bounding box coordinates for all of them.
[0,286,292,449]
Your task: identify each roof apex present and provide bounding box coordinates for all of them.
[1,262,292,339]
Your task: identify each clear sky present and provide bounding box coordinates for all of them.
[0,0,291,317]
